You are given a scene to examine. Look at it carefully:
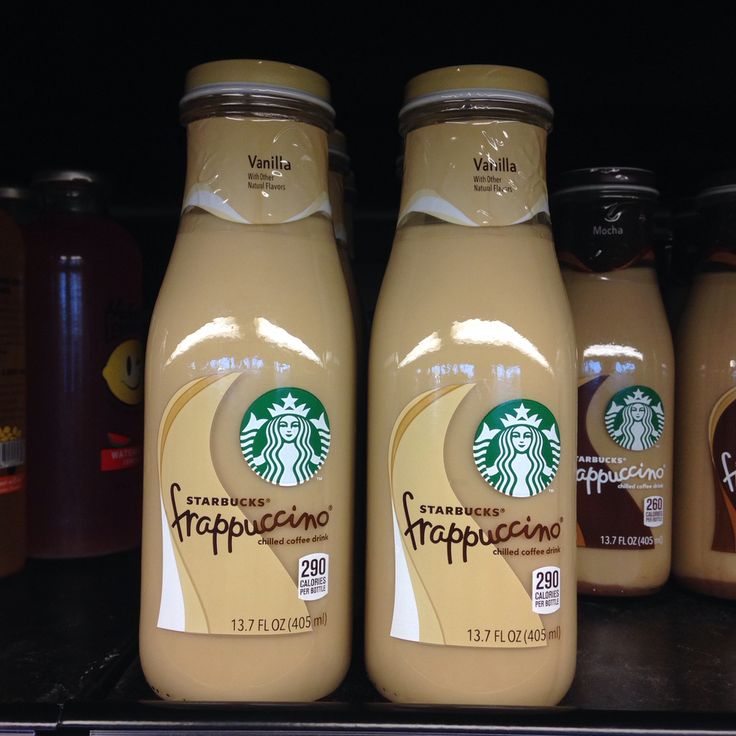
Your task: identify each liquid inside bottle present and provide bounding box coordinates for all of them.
[553,167,674,596]
[674,175,736,599]
[139,59,356,701]
[365,65,577,705]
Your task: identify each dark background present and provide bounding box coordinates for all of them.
[2,9,732,207]
[4,9,736,724]
[2,8,731,309]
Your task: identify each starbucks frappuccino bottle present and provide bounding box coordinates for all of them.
[674,176,736,599]
[140,60,356,701]
[553,168,674,596]
[365,65,577,705]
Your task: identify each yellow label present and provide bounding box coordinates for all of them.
[157,374,323,636]
[389,386,547,648]
[399,120,548,227]
[183,118,331,225]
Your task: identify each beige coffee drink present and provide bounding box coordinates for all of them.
[553,169,674,596]
[139,60,356,701]
[365,66,577,705]
[674,179,736,599]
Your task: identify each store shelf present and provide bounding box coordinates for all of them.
[3,9,736,736]
[1,553,736,734]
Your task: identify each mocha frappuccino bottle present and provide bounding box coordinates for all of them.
[365,65,577,705]
[674,176,736,599]
[140,60,356,700]
[554,168,674,596]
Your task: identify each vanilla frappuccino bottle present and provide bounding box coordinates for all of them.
[674,176,736,599]
[554,168,674,596]
[365,66,577,705]
[140,60,356,701]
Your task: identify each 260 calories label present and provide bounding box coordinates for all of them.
[577,377,669,550]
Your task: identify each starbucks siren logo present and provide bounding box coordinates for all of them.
[240,388,331,486]
[473,399,561,497]
[605,385,664,451]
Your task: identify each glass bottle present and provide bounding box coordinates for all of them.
[553,167,674,595]
[24,171,144,557]
[140,60,355,701]
[365,65,576,705]
[674,175,736,599]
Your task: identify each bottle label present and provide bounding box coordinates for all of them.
[604,386,665,451]
[102,339,144,406]
[240,388,331,486]
[100,337,144,472]
[398,121,548,227]
[157,374,333,635]
[389,385,564,649]
[473,399,561,496]
[182,119,331,225]
[555,201,656,272]
[709,387,736,553]
[577,377,668,550]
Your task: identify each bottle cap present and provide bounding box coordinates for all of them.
[401,64,552,117]
[554,167,658,199]
[697,171,736,203]
[182,59,333,115]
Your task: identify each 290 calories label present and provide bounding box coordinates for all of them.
[389,385,565,650]
[156,374,334,637]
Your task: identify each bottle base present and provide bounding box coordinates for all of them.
[578,580,665,597]
[675,574,736,600]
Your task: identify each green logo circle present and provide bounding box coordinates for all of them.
[240,387,331,486]
[473,399,561,497]
[605,385,664,451]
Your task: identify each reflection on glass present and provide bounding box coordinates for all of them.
[494,365,521,380]
[583,343,643,362]
[429,363,475,380]
[208,357,236,372]
[57,264,83,391]
[167,316,243,365]
[398,332,442,368]
[451,319,550,371]
[615,361,636,373]
[255,317,323,366]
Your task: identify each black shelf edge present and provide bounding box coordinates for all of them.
[0,703,60,731]
[58,702,736,735]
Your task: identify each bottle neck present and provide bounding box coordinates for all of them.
[328,169,347,249]
[554,197,657,272]
[183,116,331,226]
[398,118,549,229]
